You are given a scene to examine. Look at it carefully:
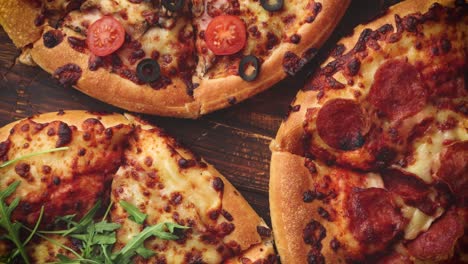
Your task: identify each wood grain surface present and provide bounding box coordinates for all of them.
[0,0,395,226]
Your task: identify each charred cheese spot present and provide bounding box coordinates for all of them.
[43,30,64,48]
[53,64,82,86]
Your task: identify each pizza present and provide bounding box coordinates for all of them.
[0,110,275,263]
[269,0,467,263]
[0,0,349,118]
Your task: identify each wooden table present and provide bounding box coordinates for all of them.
[0,0,393,226]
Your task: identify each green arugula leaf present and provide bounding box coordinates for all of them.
[135,247,155,259]
[70,233,116,245]
[101,201,113,222]
[44,200,102,236]
[165,222,190,233]
[1,179,189,264]
[0,147,69,168]
[56,254,80,264]
[119,201,147,224]
[22,207,44,246]
[94,222,121,233]
[115,222,188,262]
[0,181,30,264]
[0,181,20,200]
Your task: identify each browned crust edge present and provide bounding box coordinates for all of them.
[195,0,351,115]
[270,0,456,154]
[29,26,200,118]
[0,0,43,47]
[0,110,131,142]
[270,151,314,264]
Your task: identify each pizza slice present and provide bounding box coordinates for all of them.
[0,0,350,118]
[111,115,275,263]
[29,0,199,117]
[270,0,467,263]
[273,0,467,171]
[270,152,464,263]
[191,0,349,114]
[0,110,275,263]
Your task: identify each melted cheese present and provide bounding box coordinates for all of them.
[404,110,467,183]
[363,172,384,188]
[111,127,234,262]
[64,0,155,39]
[195,0,320,79]
[401,205,443,240]
[27,235,76,263]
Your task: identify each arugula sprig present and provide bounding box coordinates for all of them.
[114,222,189,263]
[119,201,147,224]
[41,200,189,264]
[0,147,69,263]
[0,181,30,264]
[0,181,46,264]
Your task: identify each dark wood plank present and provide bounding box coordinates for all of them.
[0,0,393,226]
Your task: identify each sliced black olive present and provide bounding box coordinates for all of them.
[136,58,160,83]
[238,55,260,82]
[162,0,185,12]
[260,0,284,12]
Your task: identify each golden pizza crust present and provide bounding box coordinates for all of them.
[0,110,132,141]
[1,0,349,118]
[271,152,370,263]
[30,26,200,118]
[0,0,42,47]
[270,152,317,264]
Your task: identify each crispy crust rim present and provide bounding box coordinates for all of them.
[0,0,42,47]
[270,0,456,154]
[270,151,315,264]
[0,110,132,142]
[1,0,349,118]
[30,27,201,118]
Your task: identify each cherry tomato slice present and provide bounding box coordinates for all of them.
[86,16,125,57]
[205,15,246,55]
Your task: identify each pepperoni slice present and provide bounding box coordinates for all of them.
[368,59,427,121]
[436,141,468,206]
[316,99,367,151]
[382,169,436,215]
[348,188,406,254]
[407,209,463,261]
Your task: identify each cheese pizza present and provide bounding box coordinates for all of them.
[270,0,467,263]
[0,110,275,263]
[0,0,349,118]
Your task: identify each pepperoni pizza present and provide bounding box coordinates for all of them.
[270,0,467,263]
[0,0,349,118]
